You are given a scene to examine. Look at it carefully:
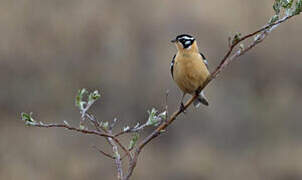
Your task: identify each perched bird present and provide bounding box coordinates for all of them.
[170,34,210,110]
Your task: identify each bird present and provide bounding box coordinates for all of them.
[170,34,210,111]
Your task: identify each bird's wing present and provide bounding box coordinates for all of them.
[200,52,209,70]
[170,54,176,79]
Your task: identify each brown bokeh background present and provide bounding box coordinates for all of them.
[1,0,302,179]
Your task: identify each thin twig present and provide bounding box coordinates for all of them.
[211,14,295,79]
[93,145,116,160]
[114,123,148,137]
[32,123,113,138]
[112,137,132,159]
[107,137,123,180]
[110,118,118,130]
[85,113,132,160]
[164,90,169,121]
[83,107,127,179]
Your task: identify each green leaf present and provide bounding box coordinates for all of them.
[128,133,139,150]
[21,112,35,122]
[286,8,294,15]
[21,112,31,122]
[158,111,167,120]
[232,32,242,45]
[75,88,88,109]
[88,90,101,103]
[269,15,279,24]
[79,124,85,130]
[293,0,302,15]
[281,0,294,8]
[113,151,119,158]
[273,0,282,14]
[146,108,160,126]
[102,121,109,130]
[21,112,36,126]
[146,108,167,126]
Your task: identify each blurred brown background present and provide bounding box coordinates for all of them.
[1,0,302,179]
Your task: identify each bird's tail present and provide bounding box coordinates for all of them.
[193,91,209,108]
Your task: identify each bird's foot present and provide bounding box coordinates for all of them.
[179,103,186,114]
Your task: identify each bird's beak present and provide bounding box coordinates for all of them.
[170,38,177,43]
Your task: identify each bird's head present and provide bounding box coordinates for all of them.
[171,34,198,52]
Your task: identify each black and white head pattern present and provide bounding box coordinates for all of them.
[176,34,195,49]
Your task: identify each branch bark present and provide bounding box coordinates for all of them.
[33,123,113,138]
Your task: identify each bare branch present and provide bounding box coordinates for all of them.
[107,136,123,180]
[85,113,102,131]
[164,90,169,121]
[93,145,116,160]
[31,122,113,138]
[110,118,118,130]
[84,113,131,175]
[114,123,148,137]
[211,14,295,79]
[85,113,132,161]
[86,113,126,179]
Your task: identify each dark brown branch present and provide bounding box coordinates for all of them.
[211,14,295,79]
[33,123,113,138]
[123,13,298,180]
[93,145,116,160]
[112,137,132,159]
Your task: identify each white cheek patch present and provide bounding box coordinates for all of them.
[185,41,191,45]
[182,40,193,49]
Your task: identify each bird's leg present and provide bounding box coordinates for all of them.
[179,93,186,113]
